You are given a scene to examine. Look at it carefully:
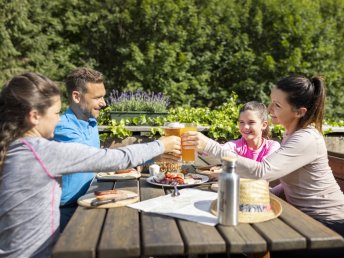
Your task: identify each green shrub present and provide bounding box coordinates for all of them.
[99,92,242,141]
[1,0,343,120]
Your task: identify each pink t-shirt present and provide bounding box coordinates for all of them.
[223,137,280,162]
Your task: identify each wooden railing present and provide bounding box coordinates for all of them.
[98,125,209,134]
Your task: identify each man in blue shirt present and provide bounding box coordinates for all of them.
[54,67,106,231]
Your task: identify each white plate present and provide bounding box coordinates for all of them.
[146,174,209,188]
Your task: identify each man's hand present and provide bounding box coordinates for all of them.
[154,153,181,163]
[159,136,181,156]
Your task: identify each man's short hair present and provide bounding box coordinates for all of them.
[65,67,104,99]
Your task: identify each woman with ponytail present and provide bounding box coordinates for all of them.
[185,75,344,239]
[0,72,181,258]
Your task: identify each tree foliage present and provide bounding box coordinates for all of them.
[1,0,343,119]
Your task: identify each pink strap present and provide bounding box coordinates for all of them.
[20,139,55,178]
[20,139,56,240]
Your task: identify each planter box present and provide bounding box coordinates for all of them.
[110,111,168,122]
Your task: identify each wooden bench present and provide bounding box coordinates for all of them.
[329,153,344,192]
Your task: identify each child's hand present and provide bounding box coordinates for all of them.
[181,131,210,153]
[158,136,181,156]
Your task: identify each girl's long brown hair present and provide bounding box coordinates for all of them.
[0,72,60,170]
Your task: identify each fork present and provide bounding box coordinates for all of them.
[171,182,180,197]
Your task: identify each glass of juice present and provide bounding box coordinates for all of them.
[180,123,197,164]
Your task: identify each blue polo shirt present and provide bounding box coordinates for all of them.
[54,108,100,206]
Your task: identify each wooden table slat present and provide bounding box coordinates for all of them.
[197,155,221,166]
[98,180,140,258]
[252,218,306,251]
[277,196,344,249]
[218,223,267,254]
[53,181,114,258]
[139,178,184,256]
[99,207,140,258]
[53,208,107,258]
[178,220,226,254]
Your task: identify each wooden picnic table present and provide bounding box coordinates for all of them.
[53,156,344,258]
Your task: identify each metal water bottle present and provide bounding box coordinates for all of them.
[217,157,240,226]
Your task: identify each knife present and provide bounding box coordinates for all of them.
[91,196,138,207]
[196,164,222,170]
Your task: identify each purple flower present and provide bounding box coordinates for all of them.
[106,89,169,112]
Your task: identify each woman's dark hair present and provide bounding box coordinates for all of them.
[239,101,270,139]
[275,75,325,132]
[0,72,60,168]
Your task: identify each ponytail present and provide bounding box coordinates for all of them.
[299,76,325,133]
[275,75,326,133]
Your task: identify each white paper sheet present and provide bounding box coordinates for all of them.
[127,188,218,226]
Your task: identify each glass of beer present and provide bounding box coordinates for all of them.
[180,123,197,164]
[163,122,183,137]
[162,122,184,169]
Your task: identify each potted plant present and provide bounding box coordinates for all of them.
[107,90,169,122]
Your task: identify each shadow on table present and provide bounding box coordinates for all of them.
[270,247,344,258]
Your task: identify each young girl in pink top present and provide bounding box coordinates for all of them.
[202,101,280,161]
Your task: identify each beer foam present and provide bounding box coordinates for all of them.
[167,122,184,128]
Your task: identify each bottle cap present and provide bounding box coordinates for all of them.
[222,156,237,162]
[221,156,237,168]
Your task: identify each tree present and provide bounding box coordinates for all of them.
[1,0,343,119]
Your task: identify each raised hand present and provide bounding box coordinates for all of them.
[181,131,210,153]
[158,135,181,156]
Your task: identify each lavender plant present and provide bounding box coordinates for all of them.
[107,90,169,113]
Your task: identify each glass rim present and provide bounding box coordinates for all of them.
[162,122,197,129]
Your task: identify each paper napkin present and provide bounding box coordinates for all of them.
[127,188,218,226]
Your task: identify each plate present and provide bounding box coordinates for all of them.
[96,168,141,181]
[195,165,222,175]
[146,174,209,188]
[195,165,222,182]
[210,183,219,192]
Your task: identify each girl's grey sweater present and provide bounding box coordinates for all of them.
[0,137,164,258]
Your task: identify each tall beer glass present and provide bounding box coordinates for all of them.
[180,123,197,164]
[161,122,183,172]
[163,122,183,137]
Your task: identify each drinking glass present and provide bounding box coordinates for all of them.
[161,122,184,171]
[180,123,197,164]
[163,122,182,137]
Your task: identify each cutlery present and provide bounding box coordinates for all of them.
[171,182,180,197]
[195,164,222,170]
[91,196,137,206]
